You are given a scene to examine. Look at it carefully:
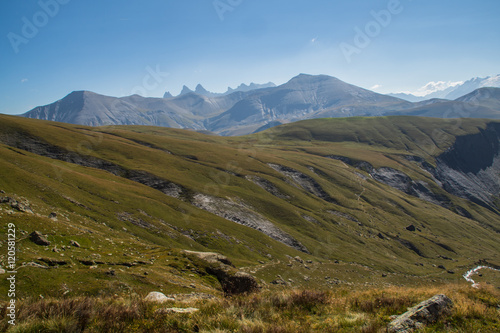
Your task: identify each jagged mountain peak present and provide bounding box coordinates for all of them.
[225,82,276,94]
[195,84,209,95]
[179,85,193,96]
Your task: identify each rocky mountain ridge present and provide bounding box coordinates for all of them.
[22,74,500,136]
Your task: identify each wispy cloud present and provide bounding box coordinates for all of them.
[370,84,382,90]
[21,78,28,83]
[311,37,318,43]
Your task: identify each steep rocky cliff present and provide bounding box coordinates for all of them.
[428,123,500,212]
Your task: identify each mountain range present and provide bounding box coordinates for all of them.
[389,75,500,102]
[164,82,276,98]
[21,74,500,136]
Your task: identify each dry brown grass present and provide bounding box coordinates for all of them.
[0,284,498,332]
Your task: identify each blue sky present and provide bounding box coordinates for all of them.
[1,0,499,114]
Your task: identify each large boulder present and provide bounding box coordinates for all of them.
[208,268,259,295]
[387,294,453,333]
[29,231,51,246]
[183,250,259,295]
[144,291,175,303]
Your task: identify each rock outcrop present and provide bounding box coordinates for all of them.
[184,250,259,295]
[1,196,33,213]
[191,194,309,253]
[29,231,51,246]
[387,294,453,333]
[425,123,500,213]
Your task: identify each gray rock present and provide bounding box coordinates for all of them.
[208,267,259,295]
[70,240,81,248]
[406,225,416,232]
[11,199,33,213]
[1,197,33,213]
[294,256,304,264]
[144,291,175,303]
[387,294,453,333]
[29,231,51,246]
[156,307,199,314]
[25,262,49,269]
[270,278,287,285]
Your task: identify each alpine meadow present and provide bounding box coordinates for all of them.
[1,1,500,332]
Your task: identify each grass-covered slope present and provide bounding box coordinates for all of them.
[0,115,499,299]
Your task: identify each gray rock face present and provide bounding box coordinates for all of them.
[191,193,309,253]
[426,123,500,212]
[387,294,453,333]
[327,156,448,207]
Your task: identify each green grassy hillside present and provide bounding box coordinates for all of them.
[0,115,499,299]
